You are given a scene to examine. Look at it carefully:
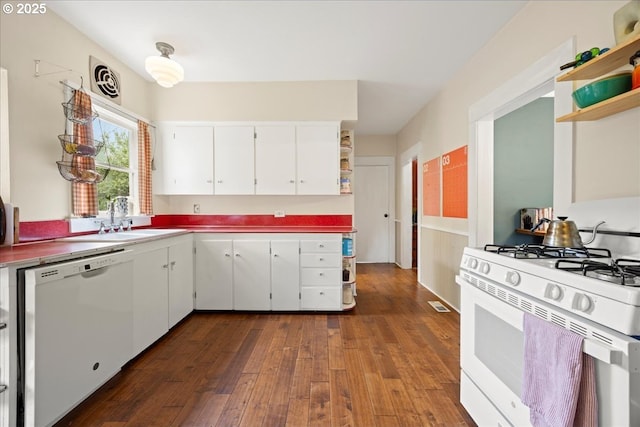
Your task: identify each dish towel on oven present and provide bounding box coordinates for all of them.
[521,313,598,427]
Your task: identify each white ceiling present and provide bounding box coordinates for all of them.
[48,1,527,135]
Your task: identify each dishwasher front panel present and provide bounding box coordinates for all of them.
[22,250,133,427]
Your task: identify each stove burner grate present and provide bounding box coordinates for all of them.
[484,244,611,259]
[555,258,640,286]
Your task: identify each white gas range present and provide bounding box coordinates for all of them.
[457,243,640,427]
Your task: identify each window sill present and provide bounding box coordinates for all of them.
[69,215,152,233]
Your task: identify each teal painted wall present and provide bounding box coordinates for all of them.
[494,97,554,245]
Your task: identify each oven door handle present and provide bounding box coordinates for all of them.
[583,339,622,365]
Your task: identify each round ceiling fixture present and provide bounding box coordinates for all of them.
[145,42,184,88]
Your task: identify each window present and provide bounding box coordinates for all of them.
[92,106,138,215]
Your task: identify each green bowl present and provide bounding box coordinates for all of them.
[572,72,632,108]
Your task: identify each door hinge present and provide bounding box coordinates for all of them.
[254,178,257,185]
[270,292,272,300]
[254,131,257,139]
[193,291,197,299]
[193,246,197,255]
[299,292,302,299]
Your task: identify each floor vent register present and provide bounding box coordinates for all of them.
[428,300,451,313]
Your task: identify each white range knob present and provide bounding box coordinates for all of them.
[506,271,520,286]
[467,257,478,269]
[574,293,592,312]
[480,262,491,274]
[545,283,563,301]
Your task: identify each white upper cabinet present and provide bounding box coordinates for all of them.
[214,126,255,195]
[255,126,296,195]
[155,121,340,196]
[156,125,214,195]
[296,124,340,195]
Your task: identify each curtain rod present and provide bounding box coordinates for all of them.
[60,80,155,129]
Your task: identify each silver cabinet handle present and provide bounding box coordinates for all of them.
[162,264,169,269]
[289,180,295,183]
[0,323,6,330]
[217,180,223,184]
[235,253,240,257]
[319,257,324,261]
[274,253,279,257]
[0,385,7,393]
[319,291,324,295]
[319,272,324,276]
[224,253,231,257]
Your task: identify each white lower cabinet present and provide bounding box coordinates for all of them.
[271,240,300,310]
[132,235,194,355]
[300,236,342,310]
[232,240,271,310]
[195,238,234,310]
[194,233,348,311]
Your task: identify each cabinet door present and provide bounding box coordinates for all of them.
[296,125,339,195]
[132,247,169,356]
[168,237,194,328]
[162,126,214,194]
[271,240,300,310]
[255,126,296,195]
[214,126,255,194]
[195,239,233,310]
[233,240,271,310]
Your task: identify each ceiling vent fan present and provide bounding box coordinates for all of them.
[89,56,121,105]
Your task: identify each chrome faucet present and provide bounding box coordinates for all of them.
[109,200,115,229]
[98,221,106,234]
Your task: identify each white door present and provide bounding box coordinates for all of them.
[214,126,255,194]
[296,125,339,195]
[355,164,390,262]
[270,240,300,310]
[163,126,214,194]
[168,237,194,328]
[233,240,271,310]
[255,126,296,194]
[195,238,233,310]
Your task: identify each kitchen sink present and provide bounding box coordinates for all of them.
[58,228,188,242]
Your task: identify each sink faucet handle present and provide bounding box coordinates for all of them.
[98,221,106,234]
[118,221,125,232]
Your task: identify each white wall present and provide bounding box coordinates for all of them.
[396,0,638,310]
[0,10,152,221]
[0,10,359,221]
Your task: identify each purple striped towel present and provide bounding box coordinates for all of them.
[521,313,598,427]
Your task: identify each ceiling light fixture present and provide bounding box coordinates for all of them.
[145,42,184,88]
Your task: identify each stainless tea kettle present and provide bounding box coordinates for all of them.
[532,217,605,248]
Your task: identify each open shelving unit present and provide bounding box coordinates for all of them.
[556,34,640,122]
[342,231,356,310]
[340,130,354,195]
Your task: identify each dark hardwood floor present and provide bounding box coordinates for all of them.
[55,263,475,427]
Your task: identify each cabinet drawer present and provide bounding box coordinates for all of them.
[300,240,341,253]
[300,253,341,268]
[301,287,341,310]
[301,268,340,286]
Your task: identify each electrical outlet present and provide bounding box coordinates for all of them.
[193,204,200,213]
[274,210,285,218]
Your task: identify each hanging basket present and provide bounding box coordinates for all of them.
[56,160,110,184]
[61,90,98,124]
[58,134,105,157]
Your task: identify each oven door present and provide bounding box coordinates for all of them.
[459,277,531,426]
[458,272,640,427]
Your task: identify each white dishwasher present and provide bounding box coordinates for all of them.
[18,249,133,427]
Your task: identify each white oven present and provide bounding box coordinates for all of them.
[457,246,640,427]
